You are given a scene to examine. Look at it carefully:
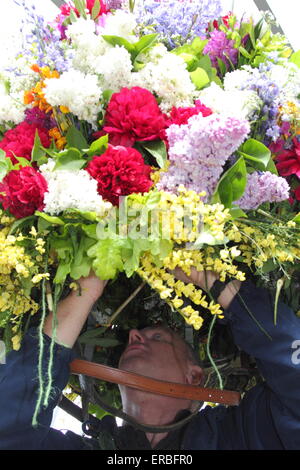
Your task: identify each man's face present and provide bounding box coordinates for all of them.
[118,326,191,384]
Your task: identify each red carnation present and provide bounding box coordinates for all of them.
[0,166,48,219]
[102,87,168,147]
[213,14,231,30]
[275,137,300,179]
[86,145,153,205]
[86,0,109,16]
[169,100,213,127]
[0,121,51,165]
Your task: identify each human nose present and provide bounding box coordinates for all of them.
[128,329,146,345]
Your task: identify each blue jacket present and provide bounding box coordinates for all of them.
[0,282,299,450]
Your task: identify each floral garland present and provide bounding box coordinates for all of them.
[0,0,299,358]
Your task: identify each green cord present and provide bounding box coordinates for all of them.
[204,271,224,391]
[206,315,224,390]
[32,273,47,427]
[43,285,59,406]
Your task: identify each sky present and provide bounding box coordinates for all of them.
[1,0,300,435]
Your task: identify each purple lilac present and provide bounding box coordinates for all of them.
[240,63,281,144]
[13,0,72,73]
[135,0,222,49]
[203,30,238,70]
[157,113,250,198]
[235,171,290,210]
[25,108,56,130]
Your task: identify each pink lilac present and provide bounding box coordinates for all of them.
[236,171,290,210]
[157,113,250,197]
[203,30,238,70]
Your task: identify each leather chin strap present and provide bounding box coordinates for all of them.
[70,359,241,434]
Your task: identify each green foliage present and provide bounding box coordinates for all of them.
[102,34,158,65]
[239,138,272,171]
[0,149,13,182]
[53,148,86,171]
[140,140,168,169]
[212,157,247,208]
[86,135,108,157]
[66,125,88,150]
[190,67,210,90]
[91,0,101,20]
[31,131,48,167]
[290,50,300,68]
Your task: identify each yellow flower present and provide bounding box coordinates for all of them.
[32,273,50,284]
[29,226,37,237]
[12,334,21,351]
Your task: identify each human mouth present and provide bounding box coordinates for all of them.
[124,344,147,354]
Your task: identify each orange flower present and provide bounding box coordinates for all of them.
[24,65,60,114]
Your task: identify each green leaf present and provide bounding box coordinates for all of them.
[9,215,36,235]
[229,207,247,219]
[14,157,32,168]
[91,0,101,19]
[35,211,65,226]
[293,213,300,224]
[78,327,107,342]
[0,149,6,162]
[86,134,108,157]
[74,0,87,18]
[78,337,121,347]
[102,89,114,104]
[216,57,226,76]
[0,161,8,182]
[290,50,300,68]
[31,130,46,165]
[261,258,277,274]
[239,46,252,59]
[66,125,88,150]
[191,37,208,54]
[54,261,72,284]
[190,67,210,90]
[141,140,167,169]
[132,34,158,62]
[266,158,278,175]
[87,238,125,279]
[102,35,134,54]
[239,138,271,170]
[213,157,247,208]
[54,148,86,170]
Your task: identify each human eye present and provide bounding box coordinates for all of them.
[153,332,162,340]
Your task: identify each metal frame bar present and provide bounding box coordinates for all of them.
[50,0,64,7]
[252,0,285,35]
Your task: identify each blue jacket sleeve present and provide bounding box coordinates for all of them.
[184,281,300,450]
[224,281,300,449]
[0,328,88,450]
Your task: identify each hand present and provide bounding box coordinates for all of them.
[77,270,108,303]
[172,267,218,292]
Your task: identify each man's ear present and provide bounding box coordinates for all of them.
[185,364,204,386]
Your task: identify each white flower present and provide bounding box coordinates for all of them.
[131,44,195,112]
[223,68,253,92]
[44,70,103,128]
[0,59,37,127]
[97,11,137,41]
[198,82,262,120]
[40,160,112,216]
[93,46,133,91]
[268,62,300,104]
[67,18,109,74]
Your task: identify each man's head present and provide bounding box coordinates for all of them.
[118,325,203,387]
